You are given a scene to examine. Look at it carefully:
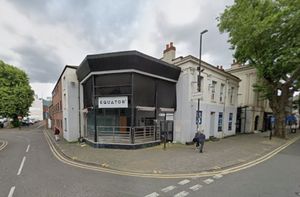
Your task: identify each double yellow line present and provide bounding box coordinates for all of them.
[0,140,8,151]
[43,130,300,179]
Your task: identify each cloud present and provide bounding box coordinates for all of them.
[0,0,235,98]
[13,37,64,83]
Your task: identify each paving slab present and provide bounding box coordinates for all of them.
[45,129,300,174]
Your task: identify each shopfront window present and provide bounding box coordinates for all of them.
[86,111,95,140]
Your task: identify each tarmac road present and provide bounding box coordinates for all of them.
[0,126,299,197]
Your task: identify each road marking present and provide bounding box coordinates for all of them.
[17,156,26,175]
[213,174,223,179]
[203,178,214,184]
[26,145,30,153]
[0,140,8,151]
[43,129,300,179]
[161,185,176,192]
[174,191,189,197]
[189,184,202,191]
[8,186,15,197]
[144,192,159,197]
[178,179,190,185]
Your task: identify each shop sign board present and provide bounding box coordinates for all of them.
[98,96,128,108]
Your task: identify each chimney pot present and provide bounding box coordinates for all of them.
[170,42,173,47]
[220,66,223,70]
[217,66,219,69]
[166,44,169,49]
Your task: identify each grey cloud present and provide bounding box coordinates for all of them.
[9,0,143,51]
[154,0,234,67]
[13,37,64,83]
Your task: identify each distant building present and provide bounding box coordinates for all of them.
[29,95,43,121]
[43,98,52,120]
[161,42,240,143]
[226,63,273,133]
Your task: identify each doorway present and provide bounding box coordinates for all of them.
[254,115,259,131]
[210,112,215,137]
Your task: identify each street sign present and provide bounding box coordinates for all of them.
[196,110,202,125]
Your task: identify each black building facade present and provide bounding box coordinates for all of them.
[77,51,181,148]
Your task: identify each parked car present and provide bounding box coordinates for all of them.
[0,116,7,128]
[22,117,34,126]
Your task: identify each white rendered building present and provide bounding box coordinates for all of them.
[61,66,80,142]
[227,63,273,133]
[29,95,43,121]
[162,43,240,143]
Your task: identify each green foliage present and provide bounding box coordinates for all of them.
[218,0,300,98]
[0,60,34,120]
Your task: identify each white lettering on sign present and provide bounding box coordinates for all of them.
[98,96,128,108]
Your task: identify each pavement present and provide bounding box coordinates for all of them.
[44,128,300,175]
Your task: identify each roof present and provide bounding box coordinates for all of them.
[51,65,78,94]
[76,50,181,82]
[173,55,241,82]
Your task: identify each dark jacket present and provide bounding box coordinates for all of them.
[54,128,60,135]
[194,132,206,143]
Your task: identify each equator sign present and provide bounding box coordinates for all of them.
[98,96,128,108]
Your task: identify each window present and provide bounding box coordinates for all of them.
[220,83,225,102]
[228,113,233,130]
[197,76,204,92]
[230,87,234,104]
[211,81,217,100]
[218,112,223,131]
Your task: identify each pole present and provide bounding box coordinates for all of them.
[197,29,208,131]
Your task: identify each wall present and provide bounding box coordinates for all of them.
[50,80,63,136]
[29,96,43,121]
[62,68,79,142]
[227,64,273,133]
[172,57,239,143]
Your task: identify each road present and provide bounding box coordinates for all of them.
[0,126,299,197]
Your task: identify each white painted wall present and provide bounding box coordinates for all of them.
[227,64,273,133]
[29,95,43,121]
[62,67,80,142]
[172,56,239,144]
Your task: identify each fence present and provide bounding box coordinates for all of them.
[95,126,160,144]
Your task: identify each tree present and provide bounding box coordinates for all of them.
[0,60,34,125]
[218,0,300,138]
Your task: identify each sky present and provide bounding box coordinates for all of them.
[0,0,235,99]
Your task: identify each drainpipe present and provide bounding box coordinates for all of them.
[78,82,81,139]
[222,79,228,138]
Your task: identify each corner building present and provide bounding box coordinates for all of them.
[77,51,180,148]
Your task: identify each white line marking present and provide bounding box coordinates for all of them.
[174,191,189,197]
[213,174,223,179]
[26,145,30,153]
[17,156,26,175]
[189,184,202,191]
[8,186,15,197]
[162,185,176,192]
[203,178,214,184]
[178,179,190,185]
[144,192,159,197]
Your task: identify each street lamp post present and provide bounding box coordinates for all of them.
[197,29,208,131]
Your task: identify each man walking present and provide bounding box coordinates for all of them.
[194,130,206,153]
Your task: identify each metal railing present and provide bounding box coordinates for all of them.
[96,125,159,144]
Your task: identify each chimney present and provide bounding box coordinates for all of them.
[231,59,241,69]
[220,66,223,70]
[162,42,176,63]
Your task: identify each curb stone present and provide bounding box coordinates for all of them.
[44,129,300,177]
